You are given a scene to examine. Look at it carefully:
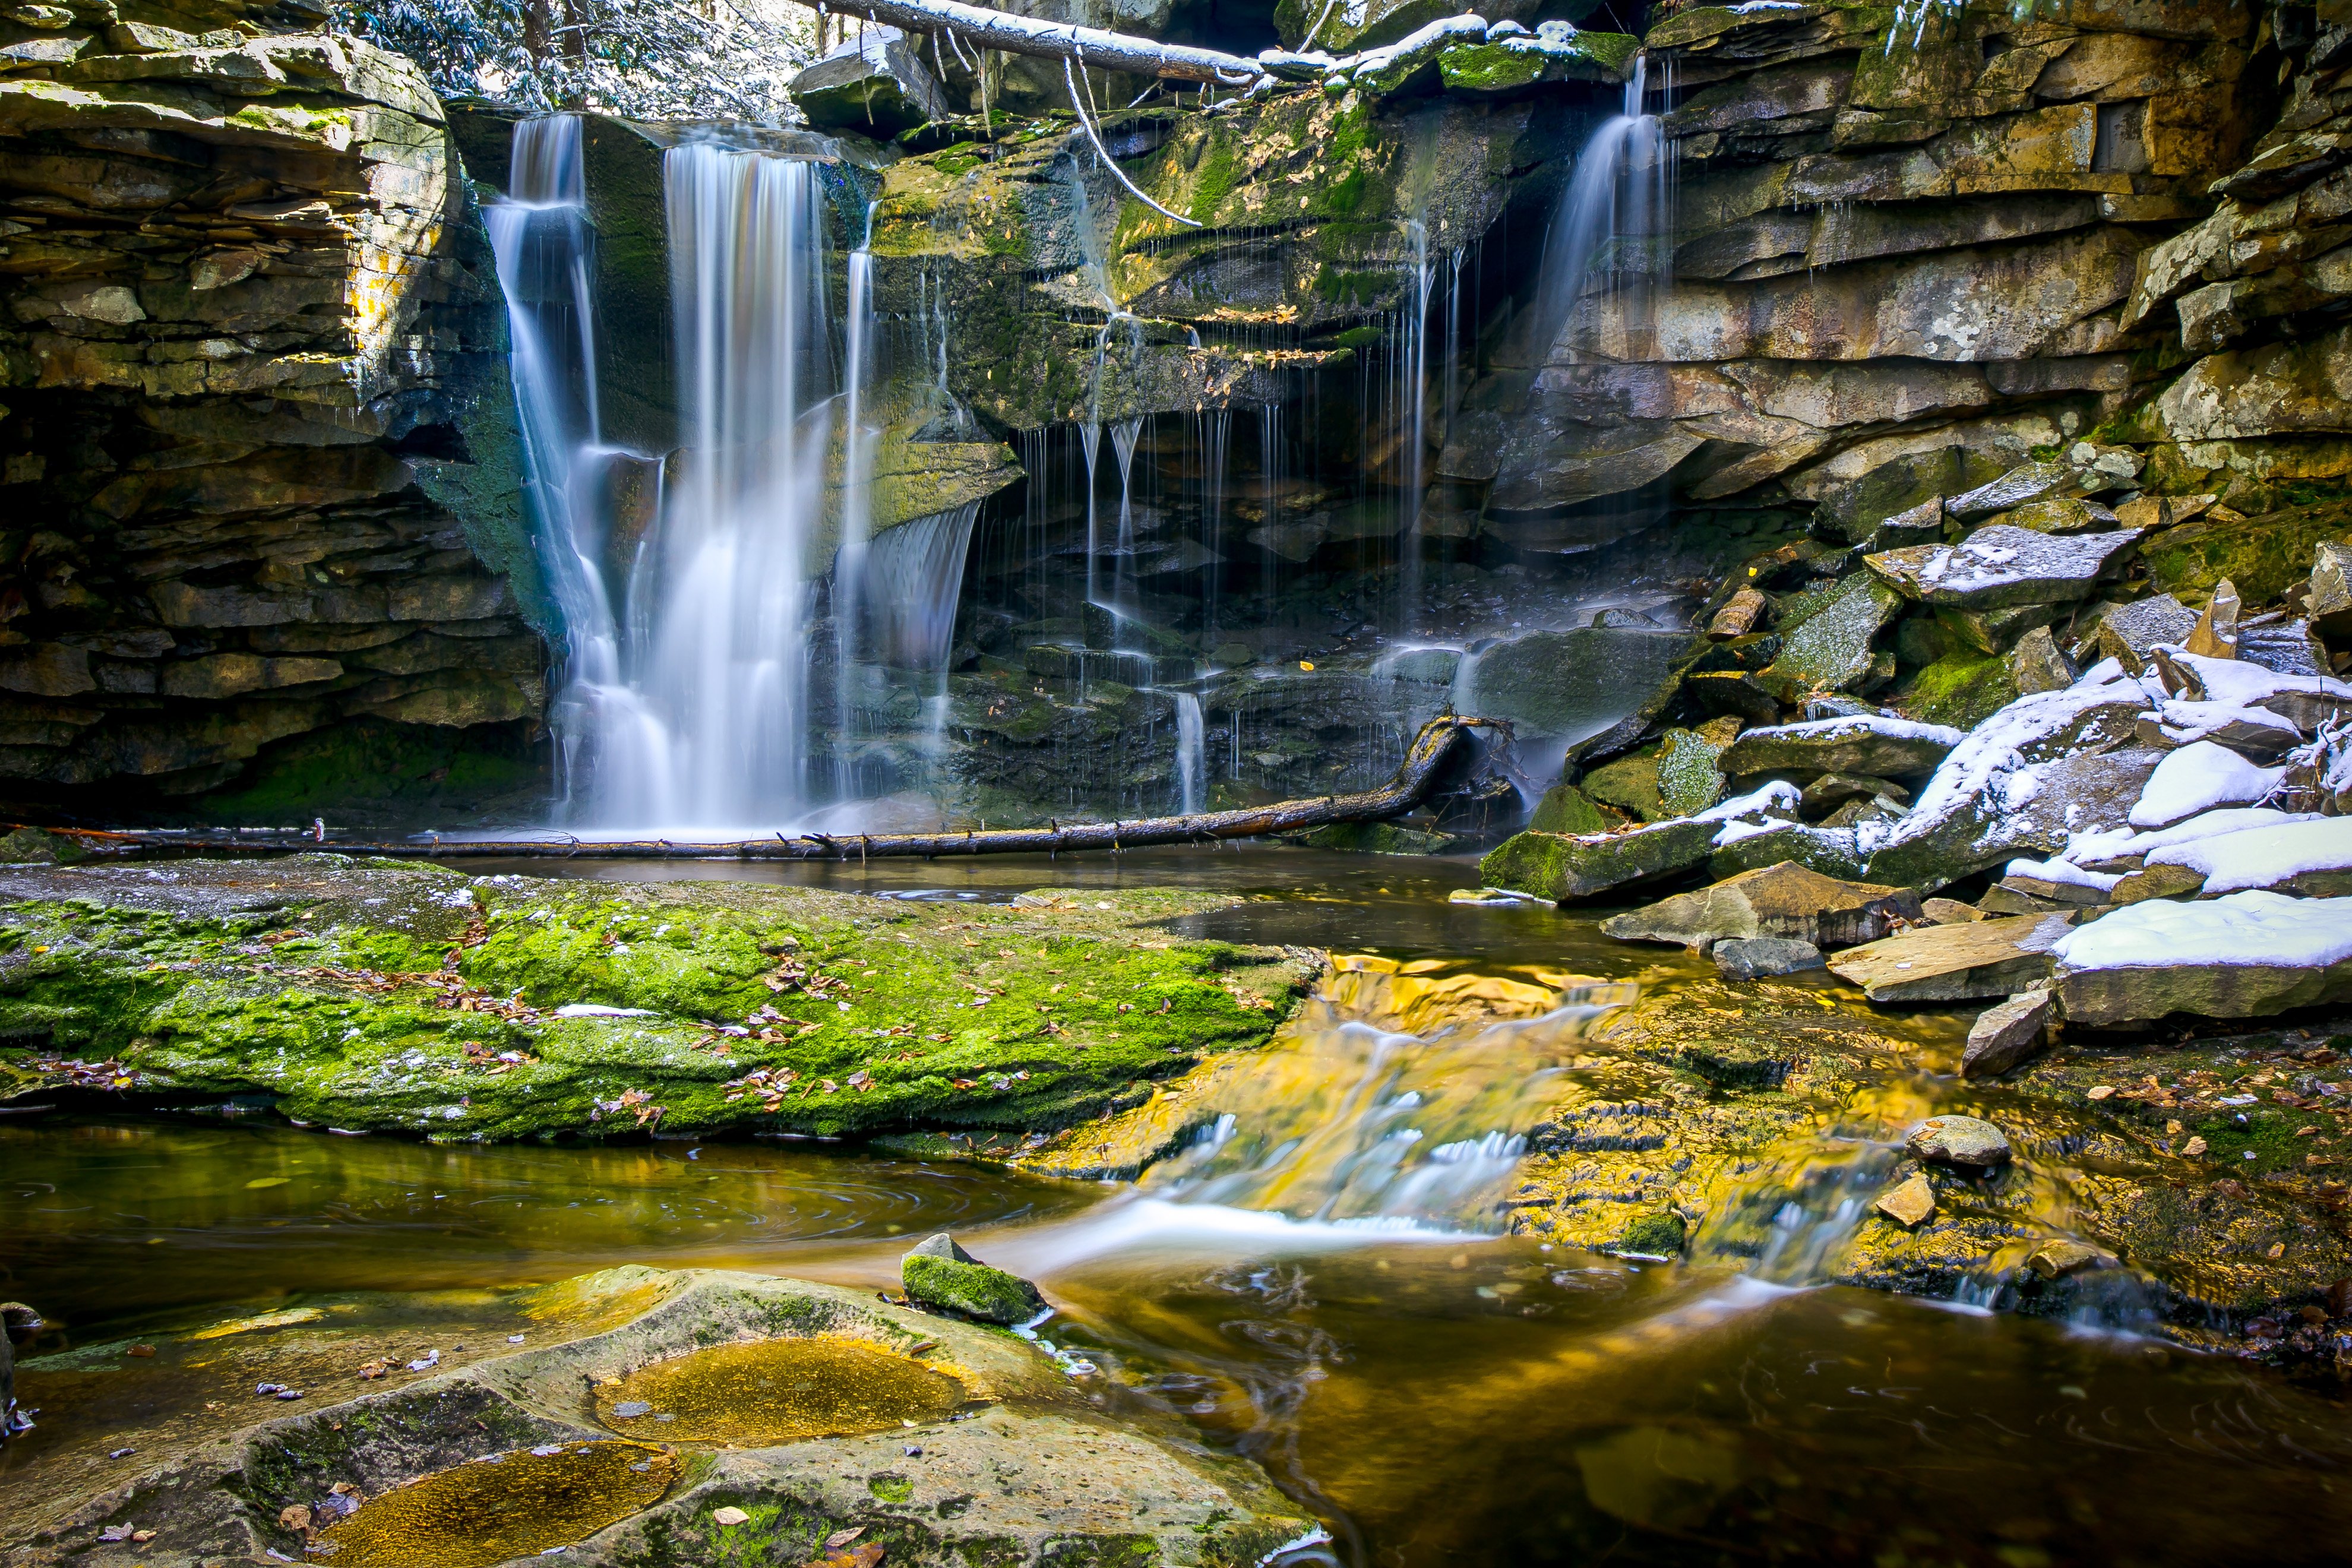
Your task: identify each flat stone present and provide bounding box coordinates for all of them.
[1946,460,2072,521]
[1601,860,1921,950]
[1990,496,2120,534]
[2110,861,2208,903]
[1712,935,1826,980]
[788,27,948,135]
[1961,990,2051,1078]
[1709,587,1769,638]
[1920,897,1987,924]
[1718,713,1962,779]
[1478,819,1718,903]
[1905,1114,2012,1168]
[1874,1171,1937,1227]
[1827,913,2075,1003]
[1866,524,2144,609]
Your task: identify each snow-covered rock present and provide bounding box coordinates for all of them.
[1715,714,1963,779]
[2142,815,2352,897]
[1865,524,2143,610]
[2127,740,2285,828]
[2050,892,2352,1024]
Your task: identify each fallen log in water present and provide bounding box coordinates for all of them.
[56,715,1508,863]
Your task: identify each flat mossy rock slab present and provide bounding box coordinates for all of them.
[1601,861,1923,951]
[0,857,1317,1141]
[1717,714,1964,779]
[1479,820,1718,903]
[1757,573,1905,701]
[3,1267,1313,1567]
[1827,913,2075,1002]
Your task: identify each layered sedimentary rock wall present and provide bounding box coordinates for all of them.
[0,0,545,821]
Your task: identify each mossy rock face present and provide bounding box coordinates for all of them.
[1,1267,1315,1566]
[1582,744,1664,821]
[1528,782,1610,834]
[1898,647,2019,731]
[0,857,1317,1142]
[2141,497,2352,608]
[1614,1210,1687,1257]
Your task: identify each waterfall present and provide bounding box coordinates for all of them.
[497,132,843,833]
[1173,691,1204,814]
[1532,53,1669,355]
[484,115,656,820]
[832,200,881,799]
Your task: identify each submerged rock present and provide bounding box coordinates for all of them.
[900,1234,1047,1325]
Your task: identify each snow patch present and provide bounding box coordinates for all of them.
[2053,891,2352,972]
[2127,741,2285,829]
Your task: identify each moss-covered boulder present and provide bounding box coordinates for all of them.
[900,1232,1048,1324]
[2142,498,2352,608]
[1480,820,1718,903]
[1898,647,2020,729]
[0,857,1317,1142]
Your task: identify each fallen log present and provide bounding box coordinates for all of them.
[799,0,1268,84]
[52,715,1508,863]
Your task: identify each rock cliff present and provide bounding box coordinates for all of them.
[0,0,546,824]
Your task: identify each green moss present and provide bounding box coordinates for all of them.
[2142,498,2352,608]
[1898,647,2018,730]
[0,859,1316,1143]
[868,1474,915,1503]
[1583,744,1664,822]
[1327,325,1383,350]
[1187,130,1240,226]
[1528,783,1608,834]
[900,1253,1045,1324]
[1614,1211,1686,1257]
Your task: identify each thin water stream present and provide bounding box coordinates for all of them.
[5,853,2352,1563]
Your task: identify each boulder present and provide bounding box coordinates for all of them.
[2006,625,2075,695]
[789,28,950,136]
[1478,819,1718,903]
[1757,574,1906,700]
[1600,861,1922,950]
[2313,540,2352,637]
[1713,935,1826,980]
[1826,913,2075,1003]
[1655,719,1740,817]
[2049,892,2352,1025]
[1905,1114,2013,1168]
[1961,990,2051,1077]
[1462,627,1701,750]
[1900,648,2021,729]
[1866,524,2143,610]
[1718,713,1962,779]
[1707,821,1869,880]
[1527,782,1610,833]
[900,1232,1047,1325]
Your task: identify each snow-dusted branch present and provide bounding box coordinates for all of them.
[806,0,1266,83]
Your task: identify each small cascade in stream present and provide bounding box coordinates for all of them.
[1142,967,1636,1231]
[1532,52,1670,353]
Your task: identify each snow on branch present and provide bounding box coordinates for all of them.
[804,0,1267,84]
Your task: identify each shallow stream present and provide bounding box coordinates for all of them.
[5,851,2351,1565]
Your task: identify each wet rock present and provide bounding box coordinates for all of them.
[1462,628,1701,750]
[1611,1210,1687,1259]
[2027,1240,2114,1279]
[1866,524,2144,610]
[1961,990,2051,1079]
[1874,1172,1936,1228]
[1712,937,1825,981]
[2048,892,2352,1025]
[1601,861,1921,951]
[1479,820,1718,903]
[3,1268,1310,1566]
[1827,913,2073,1003]
[900,1234,1047,1326]
[1718,713,1962,779]
[1905,1114,2012,1168]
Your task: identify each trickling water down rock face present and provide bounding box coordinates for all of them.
[0,0,549,824]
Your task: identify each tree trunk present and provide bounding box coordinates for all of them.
[59,717,1506,863]
[794,0,1266,85]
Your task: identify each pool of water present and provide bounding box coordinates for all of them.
[5,849,2350,1565]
